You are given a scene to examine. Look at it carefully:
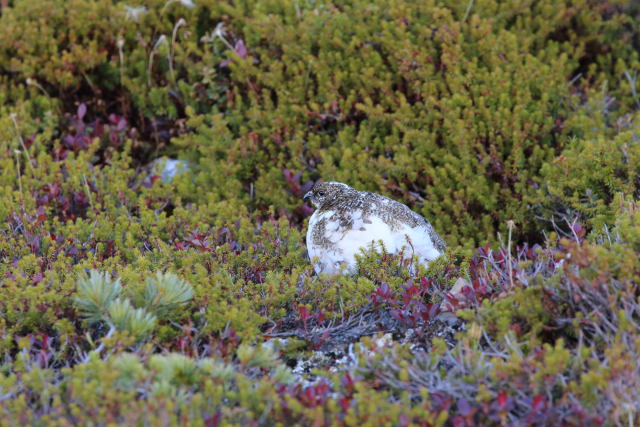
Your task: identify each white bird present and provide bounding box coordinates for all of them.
[304,182,445,275]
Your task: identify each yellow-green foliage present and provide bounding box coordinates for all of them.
[1,0,638,245]
[1,0,640,424]
[171,0,640,246]
[540,125,640,229]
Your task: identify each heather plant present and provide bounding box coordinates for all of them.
[538,124,640,230]
[1,0,638,244]
[0,0,640,424]
[169,0,640,246]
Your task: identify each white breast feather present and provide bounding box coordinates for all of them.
[307,208,442,275]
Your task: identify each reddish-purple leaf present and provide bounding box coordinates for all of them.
[532,394,544,411]
[204,411,221,427]
[420,276,431,289]
[341,373,354,390]
[339,397,351,411]
[41,334,50,352]
[498,391,507,409]
[572,222,586,240]
[235,39,248,58]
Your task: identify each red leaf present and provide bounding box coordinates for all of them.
[341,373,354,392]
[297,305,309,320]
[41,334,50,352]
[205,411,221,427]
[420,276,431,289]
[37,206,47,221]
[298,305,309,331]
[572,222,586,240]
[532,394,544,411]
[498,391,507,409]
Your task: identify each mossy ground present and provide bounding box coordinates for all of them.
[1,0,640,424]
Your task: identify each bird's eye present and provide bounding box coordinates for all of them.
[318,191,325,197]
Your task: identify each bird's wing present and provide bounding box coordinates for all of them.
[366,195,445,260]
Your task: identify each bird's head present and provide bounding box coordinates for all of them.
[303,181,351,209]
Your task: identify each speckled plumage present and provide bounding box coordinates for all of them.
[304,182,445,275]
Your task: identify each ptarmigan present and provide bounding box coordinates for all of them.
[304,182,445,275]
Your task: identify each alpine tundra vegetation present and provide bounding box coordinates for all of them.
[0,0,640,424]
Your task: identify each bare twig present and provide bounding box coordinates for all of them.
[623,69,640,110]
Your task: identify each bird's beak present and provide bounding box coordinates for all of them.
[303,192,312,200]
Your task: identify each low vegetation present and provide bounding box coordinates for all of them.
[1,0,639,424]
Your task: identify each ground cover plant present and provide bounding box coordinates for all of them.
[1,0,640,424]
